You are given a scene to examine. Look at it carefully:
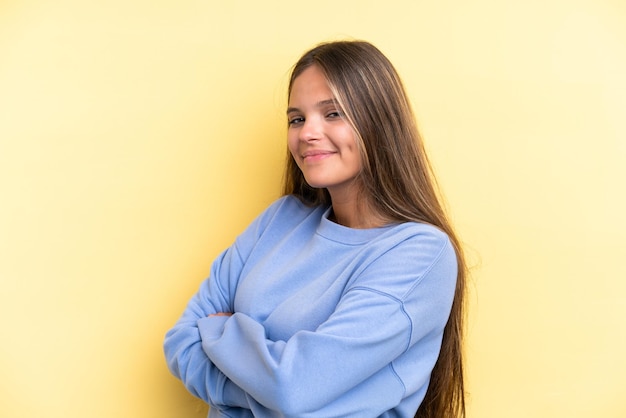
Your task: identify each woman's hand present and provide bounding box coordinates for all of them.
[208,312,232,317]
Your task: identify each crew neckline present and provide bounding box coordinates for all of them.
[316,206,396,245]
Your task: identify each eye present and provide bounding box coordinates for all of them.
[326,110,343,119]
[288,116,304,126]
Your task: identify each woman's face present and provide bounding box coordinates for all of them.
[287,65,361,200]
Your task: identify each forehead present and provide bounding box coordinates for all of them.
[289,66,334,103]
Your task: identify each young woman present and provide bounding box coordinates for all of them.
[164,40,467,418]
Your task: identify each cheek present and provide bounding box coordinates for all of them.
[344,132,363,171]
[342,129,360,155]
[287,133,300,161]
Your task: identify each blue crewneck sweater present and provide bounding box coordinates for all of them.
[164,195,457,417]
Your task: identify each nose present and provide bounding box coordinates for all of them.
[299,116,322,142]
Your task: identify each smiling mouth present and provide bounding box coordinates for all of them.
[302,151,335,162]
[302,150,335,157]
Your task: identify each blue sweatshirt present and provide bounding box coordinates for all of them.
[164,195,457,417]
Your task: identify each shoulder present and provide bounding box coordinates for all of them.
[234,195,325,247]
[254,195,321,226]
[395,222,457,278]
[269,194,313,214]
[379,221,455,265]
[396,221,452,248]
[354,222,457,299]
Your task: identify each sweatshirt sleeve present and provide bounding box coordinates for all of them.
[163,198,290,410]
[198,233,458,417]
[163,246,251,410]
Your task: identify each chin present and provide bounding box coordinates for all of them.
[302,177,327,189]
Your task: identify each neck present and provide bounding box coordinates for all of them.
[329,193,389,229]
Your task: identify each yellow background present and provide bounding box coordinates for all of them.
[1,1,624,417]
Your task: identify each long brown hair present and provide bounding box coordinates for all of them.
[283,40,467,417]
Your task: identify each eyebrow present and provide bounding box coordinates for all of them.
[286,99,338,114]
